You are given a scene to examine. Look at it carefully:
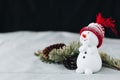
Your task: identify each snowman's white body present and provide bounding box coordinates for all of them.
[76,31,102,74]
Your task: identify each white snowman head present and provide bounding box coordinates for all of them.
[80,31,99,47]
[80,23,105,48]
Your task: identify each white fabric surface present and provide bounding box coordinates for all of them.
[0,31,120,80]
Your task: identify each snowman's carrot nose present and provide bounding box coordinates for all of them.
[82,34,86,38]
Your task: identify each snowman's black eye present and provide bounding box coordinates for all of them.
[88,32,89,34]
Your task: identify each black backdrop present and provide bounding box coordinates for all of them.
[0,0,120,38]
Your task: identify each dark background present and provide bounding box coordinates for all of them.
[0,0,120,38]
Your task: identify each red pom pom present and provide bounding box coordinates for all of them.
[96,13,118,36]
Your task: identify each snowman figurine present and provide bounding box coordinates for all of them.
[76,13,117,74]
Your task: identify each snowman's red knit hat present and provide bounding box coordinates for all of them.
[80,13,118,48]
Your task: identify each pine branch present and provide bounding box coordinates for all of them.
[49,41,80,63]
[34,41,80,63]
[100,52,120,70]
[34,41,120,70]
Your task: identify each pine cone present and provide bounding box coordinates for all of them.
[63,54,78,70]
[42,43,66,59]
